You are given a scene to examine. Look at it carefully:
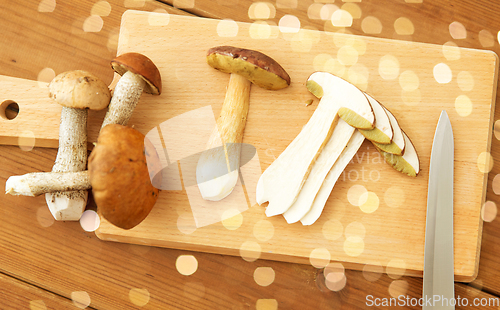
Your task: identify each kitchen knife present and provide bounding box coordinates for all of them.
[423,110,455,309]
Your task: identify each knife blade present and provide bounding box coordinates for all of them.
[423,110,455,309]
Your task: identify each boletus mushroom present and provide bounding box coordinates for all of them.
[196,46,290,201]
[88,124,161,229]
[101,52,162,129]
[46,70,111,221]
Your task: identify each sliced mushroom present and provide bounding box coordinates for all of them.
[46,70,110,221]
[257,72,374,218]
[101,52,162,128]
[196,46,290,201]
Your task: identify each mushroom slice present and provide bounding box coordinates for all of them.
[197,46,290,201]
[283,119,355,224]
[372,105,405,155]
[300,131,366,226]
[257,72,374,217]
[358,94,393,144]
[377,131,420,177]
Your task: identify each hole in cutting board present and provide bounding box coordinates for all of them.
[0,100,19,120]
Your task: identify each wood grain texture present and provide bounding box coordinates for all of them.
[1,0,500,309]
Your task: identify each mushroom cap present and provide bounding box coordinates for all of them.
[111,52,162,95]
[88,124,161,230]
[207,46,291,90]
[49,70,111,110]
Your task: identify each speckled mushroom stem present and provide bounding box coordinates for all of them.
[45,107,89,218]
[6,171,90,197]
[101,70,146,129]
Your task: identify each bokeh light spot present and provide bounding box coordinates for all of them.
[249,21,275,39]
[80,210,100,232]
[176,255,198,276]
[389,280,409,298]
[256,299,278,310]
[442,41,461,61]
[71,291,91,309]
[177,214,197,235]
[254,267,276,286]
[322,219,344,241]
[240,241,261,262]
[433,63,452,84]
[481,201,497,222]
[384,186,406,208]
[18,130,36,152]
[492,174,500,194]
[347,184,368,206]
[378,54,400,80]
[37,206,54,228]
[325,58,346,77]
[399,70,419,91]
[253,219,275,242]
[324,263,346,291]
[401,89,421,107]
[347,63,369,91]
[449,21,467,39]
[455,94,472,117]
[477,152,494,174]
[361,16,382,34]
[309,248,331,268]
[341,3,362,19]
[394,17,414,35]
[91,1,111,16]
[386,258,406,279]
[479,29,495,47]
[217,19,238,37]
[221,209,243,230]
[83,15,104,33]
[248,2,276,19]
[457,71,474,91]
[29,300,47,310]
[344,236,364,257]
[331,9,353,27]
[337,45,358,66]
[279,15,300,33]
[362,263,383,282]
[359,191,379,213]
[148,11,170,26]
[345,221,366,239]
[321,4,340,21]
[37,67,55,87]
[38,0,56,12]
[494,120,500,140]
[129,288,150,307]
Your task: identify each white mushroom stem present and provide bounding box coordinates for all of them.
[101,70,146,128]
[6,171,90,197]
[45,106,89,221]
[196,73,251,201]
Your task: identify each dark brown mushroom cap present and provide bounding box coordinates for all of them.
[207,46,291,90]
[111,52,162,95]
[88,124,161,230]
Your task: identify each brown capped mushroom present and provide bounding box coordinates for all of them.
[46,70,111,221]
[196,46,290,201]
[101,52,162,128]
[6,125,162,230]
[88,124,161,229]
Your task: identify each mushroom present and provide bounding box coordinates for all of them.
[101,52,162,129]
[6,124,162,230]
[88,124,161,229]
[196,46,290,201]
[45,70,111,221]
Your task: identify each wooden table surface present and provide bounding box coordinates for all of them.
[1,0,500,309]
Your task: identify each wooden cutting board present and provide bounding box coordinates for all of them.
[1,10,497,282]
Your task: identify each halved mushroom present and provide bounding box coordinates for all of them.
[197,46,290,201]
[377,130,420,177]
[257,72,374,217]
[46,70,111,221]
[372,105,405,155]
